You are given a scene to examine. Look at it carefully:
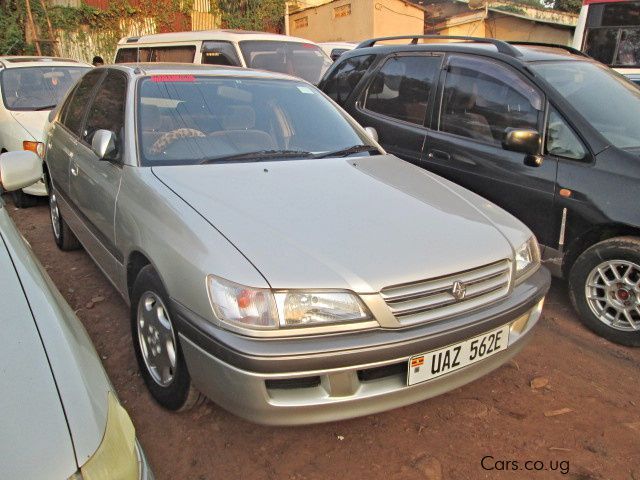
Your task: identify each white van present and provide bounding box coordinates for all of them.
[115,29,333,85]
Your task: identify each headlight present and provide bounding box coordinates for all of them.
[514,236,541,281]
[69,392,141,480]
[207,275,371,330]
[277,291,370,327]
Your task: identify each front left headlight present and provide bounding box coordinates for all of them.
[69,393,142,480]
[207,275,371,330]
[514,236,541,281]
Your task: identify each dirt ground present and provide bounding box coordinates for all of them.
[7,198,640,480]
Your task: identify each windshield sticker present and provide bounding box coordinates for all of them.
[297,86,315,94]
[151,75,196,83]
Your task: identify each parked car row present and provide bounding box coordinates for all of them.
[0,28,636,476]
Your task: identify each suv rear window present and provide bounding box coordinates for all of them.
[322,54,374,106]
[364,55,442,126]
[115,46,196,64]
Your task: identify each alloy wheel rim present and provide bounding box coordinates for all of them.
[49,192,61,239]
[585,260,640,332]
[137,291,178,386]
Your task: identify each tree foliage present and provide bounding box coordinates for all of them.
[543,0,582,13]
[215,0,286,32]
[0,0,28,55]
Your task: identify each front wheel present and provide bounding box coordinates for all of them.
[131,265,205,411]
[11,190,38,208]
[569,236,640,347]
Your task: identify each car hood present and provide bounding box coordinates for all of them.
[0,216,77,479]
[152,155,515,292]
[9,110,50,141]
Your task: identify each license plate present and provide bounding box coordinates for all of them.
[407,324,510,386]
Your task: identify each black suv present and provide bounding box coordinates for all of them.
[319,35,640,346]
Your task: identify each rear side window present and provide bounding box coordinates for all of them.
[61,70,103,136]
[364,55,442,126]
[322,54,374,106]
[439,55,543,146]
[116,46,196,64]
[82,71,127,152]
[201,41,240,66]
[115,47,138,63]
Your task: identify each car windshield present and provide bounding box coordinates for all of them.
[531,60,640,149]
[137,75,376,166]
[1,66,89,111]
[239,40,332,84]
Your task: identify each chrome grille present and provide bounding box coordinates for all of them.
[381,260,511,326]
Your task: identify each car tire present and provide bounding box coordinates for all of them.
[11,190,39,208]
[569,236,640,347]
[131,265,205,411]
[47,180,81,251]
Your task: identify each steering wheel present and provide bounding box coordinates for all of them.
[149,128,206,155]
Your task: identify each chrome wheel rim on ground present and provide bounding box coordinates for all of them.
[49,192,60,239]
[585,260,640,331]
[137,291,178,386]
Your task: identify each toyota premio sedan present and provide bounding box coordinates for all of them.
[44,64,550,425]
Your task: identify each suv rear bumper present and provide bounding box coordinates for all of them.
[175,267,550,425]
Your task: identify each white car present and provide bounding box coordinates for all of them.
[114,29,332,84]
[0,56,91,207]
[0,151,153,479]
[318,42,356,61]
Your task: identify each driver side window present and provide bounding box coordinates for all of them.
[82,71,127,158]
[546,107,586,160]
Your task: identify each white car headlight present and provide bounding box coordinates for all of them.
[514,236,541,281]
[207,275,371,330]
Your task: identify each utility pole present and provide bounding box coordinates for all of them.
[39,0,60,56]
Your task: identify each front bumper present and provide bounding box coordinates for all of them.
[22,179,47,196]
[175,267,550,425]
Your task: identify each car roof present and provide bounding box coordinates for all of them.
[342,40,589,64]
[117,29,319,46]
[110,62,305,82]
[0,56,91,69]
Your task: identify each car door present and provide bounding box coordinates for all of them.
[46,70,104,198]
[351,53,443,165]
[69,69,127,270]
[423,54,559,247]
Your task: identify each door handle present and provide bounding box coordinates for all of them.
[70,161,79,177]
[428,149,451,161]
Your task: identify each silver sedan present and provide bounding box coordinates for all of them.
[42,64,550,425]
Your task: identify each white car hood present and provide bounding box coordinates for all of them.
[153,155,515,292]
[10,110,50,141]
[0,223,77,479]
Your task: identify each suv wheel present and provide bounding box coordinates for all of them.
[569,236,640,346]
[131,265,205,411]
[11,190,38,208]
[48,181,81,251]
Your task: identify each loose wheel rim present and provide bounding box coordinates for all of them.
[585,260,640,332]
[49,192,61,240]
[137,291,178,386]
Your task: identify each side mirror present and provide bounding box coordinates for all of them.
[364,126,379,143]
[91,129,117,160]
[502,128,543,167]
[0,151,43,192]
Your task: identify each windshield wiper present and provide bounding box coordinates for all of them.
[313,144,380,159]
[200,149,313,164]
[34,104,56,111]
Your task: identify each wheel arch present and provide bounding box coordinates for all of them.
[563,223,640,276]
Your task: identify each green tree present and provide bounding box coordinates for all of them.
[216,0,286,32]
[543,0,582,13]
[0,0,26,55]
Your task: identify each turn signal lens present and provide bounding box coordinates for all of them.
[23,141,45,158]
